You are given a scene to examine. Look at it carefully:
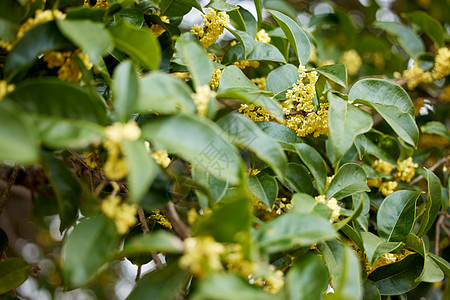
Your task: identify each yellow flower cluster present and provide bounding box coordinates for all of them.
[179,236,225,277]
[393,157,418,182]
[210,69,222,89]
[367,249,414,274]
[440,86,450,102]
[83,151,98,168]
[171,72,190,80]
[192,85,215,116]
[248,168,261,176]
[103,121,141,180]
[101,195,137,234]
[255,29,271,44]
[367,178,382,188]
[0,80,15,99]
[315,195,340,223]
[0,40,13,52]
[274,198,291,215]
[372,159,395,174]
[403,47,450,89]
[151,150,171,168]
[340,49,362,76]
[43,50,92,82]
[251,77,267,90]
[238,104,273,122]
[379,181,397,196]
[149,209,172,229]
[233,60,260,69]
[191,9,230,49]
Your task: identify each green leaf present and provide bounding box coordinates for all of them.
[0,102,39,164]
[377,190,422,242]
[217,113,287,179]
[368,254,423,295]
[362,280,381,300]
[0,227,8,253]
[421,121,450,140]
[334,193,364,230]
[317,240,344,288]
[226,28,255,57]
[8,78,107,124]
[374,21,425,58]
[41,153,81,231]
[285,163,314,194]
[419,255,444,283]
[403,11,445,47]
[205,0,239,12]
[289,193,331,220]
[174,33,213,89]
[222,42,286,65]
[349,79,418,147]
[217,65,261,92]
[324,246,362,300]
[326,163,370,200]
[191,273,274,300]
[112,60,139,122]
[192,165,228,207]
[35,116,104,149]
[109,22,161,70]
[254,0,262,29]
[328,93,373,161]
[285,253,329,300]
[266,64,299,95]
[127,263,190,300]
[248,173,278,209]
[141,114,242,184]
[360,232,403,266]
[315,64,347,88]
[256,122,301,144]
[267,10,310,65]
[63,215,119,288]
[0,258,30,294]
[428,252,450,278]
[56,19,112,64]
[256,214,337,253]
[120,231,184,257]
[4,21,72,78]
[416,169,442,237]
[117,7,145,27]
[121,140,158,204]
[137,72,196,114]
[293,143,327,194]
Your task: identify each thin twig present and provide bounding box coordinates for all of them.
[135,265,142,282]
[137,207,163,269]
[435,215,445,255]
[0,166,19,216]
[410,156,450,186]
[164,202,190,240]
[440,222,450,240]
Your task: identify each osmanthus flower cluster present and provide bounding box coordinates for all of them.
[1,1,449,299]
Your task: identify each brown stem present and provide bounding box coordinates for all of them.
[435,215,445,255]
[164,202,190,240]
[410,156,450,186]
[135,265,142,282]
[137,207,163,269]
[0,166,19,216]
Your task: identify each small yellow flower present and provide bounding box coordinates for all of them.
[101,195,137,235]
[432,47,450,80]
[340,49,362,76]
[17,9,66,40]
[251,77,267,90]
[149,209,172,229]
[379,181,397,196]
[315,195,341,223]
[248,168,261,176]
[372,159,396,175]
[0,81,15,99]
[83,151,98,168]
[210,69,222,89]
[393,157,418,182]
[192,85,215,116]
[151,150,171,168]
[255,29,271,44]
[402,63,432,90]
[43,50,92,82]
[233,60,260,69]
[191,9,230,49]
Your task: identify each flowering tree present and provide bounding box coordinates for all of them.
[0,0,449,299]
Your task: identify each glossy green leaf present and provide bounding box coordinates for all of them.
[113,60,139,122]
[377,190,422,242]
[217,113,287,179]
[315,64,347,88]
[109,22,160,70]
[328,93,373,161]
[362,280,381,300]
[4,21,72,78]
[127,263,190,300]
[267,10,310,65]
[317,240,344,288]
[326,163,370,200]
[41,152,81,231]
[374,21,425,58]
[369,254,423,295]
[253,0,262,29]
[324,246,362,300]
[226,27,255,57]
[192,165,228,207]
[0,102,39,164]
[417,169,442,236]
[121,231,184,257]
[121,139,158,204]
[256,122,301,144]
[419,255,444,283]
[248,173,278,209]
[293,143,327,194]
[141,115,242,184]
[217,65,260,92]
[428,252,450,278]
[205,0,238,11]
[191,273,274,300]
[222,42,286,65]
[421,121,450,140]
[137,72,196,114]
[266,64,299,95]
[174,33,213,89]
[0,258,30,294]
[334,193,364,230]
[340,224,364,251]
[361,232,403,266]
[63,215,119,288]
[285,163,314,194]
[289,193,332,220]
[403,11,444,47]
[256,214,337,253]
[285,253,329,300]
[56,18,112,64]
[35,116,104,149]
[8,78,107,124]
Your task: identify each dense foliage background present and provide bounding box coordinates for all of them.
[0,0,449,299]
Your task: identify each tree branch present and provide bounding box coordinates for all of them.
[0,166,19,216]
[137,207,163,270]
[410,156,450,186]
[164,202,190,240]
